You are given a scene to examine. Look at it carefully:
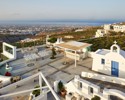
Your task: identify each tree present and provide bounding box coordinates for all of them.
[48,37,57,43]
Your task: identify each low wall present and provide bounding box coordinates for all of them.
[0,75,11,87]
[88,52,95,58]
[81,72,125,85]
[66,75,125,100]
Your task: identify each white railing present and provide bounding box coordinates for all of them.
[0,72,60,100]
[66,75,125,100]
[81,72,125,85]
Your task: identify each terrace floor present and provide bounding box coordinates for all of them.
[0,45,105,100]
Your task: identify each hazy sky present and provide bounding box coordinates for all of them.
[0,0,125,21]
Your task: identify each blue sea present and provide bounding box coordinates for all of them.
[0,20,124,26]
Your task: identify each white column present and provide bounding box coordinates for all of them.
[3,43,5,53]
[75,51,77,67]
[14,46,17,59]
[39,75,42,88]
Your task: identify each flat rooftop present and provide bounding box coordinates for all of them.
[56,41,92,51]
[96,49,110,55]
[82,77,125,93]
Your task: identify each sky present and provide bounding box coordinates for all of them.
[0,0,125,21]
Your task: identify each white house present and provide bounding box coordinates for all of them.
[95,29,107,37]
[104,24,111,31]
[104,24,125,32]
[65,74,125,100]
[113,25,125,32]
[75,29,84,32]
[92,41,125,78]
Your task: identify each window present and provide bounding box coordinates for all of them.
[79,82,82,88]
[90,87,93,94]
[101,59,105,64]
[113,46,117,52]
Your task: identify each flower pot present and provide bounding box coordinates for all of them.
[61,89,67,98]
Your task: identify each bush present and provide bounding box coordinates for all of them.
[50,47,56,59]
[48,37,57,43]
[32,85,41,97]
[91,96,100,100]
[58,81,64,92]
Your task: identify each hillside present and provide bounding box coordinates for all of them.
[81,35,125,51]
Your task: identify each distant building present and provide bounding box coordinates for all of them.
[113,25,125,32]
[75,29,83,32]
[95,29,107,37]
[104,24,125,32]
[92,41,125,78]
[104,24,112,31]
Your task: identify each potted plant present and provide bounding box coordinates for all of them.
[32,85,41,97]
[50,46,56,59]
[58,81,66,97]
[91,95,100,100]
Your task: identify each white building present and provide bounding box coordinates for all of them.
[113,25,125,32]
[65,73,125,100]
[92,41,125,78]
[104,24,125,32]
[104,24,111,31]
[75,29,83,32]
[95,29,107,37]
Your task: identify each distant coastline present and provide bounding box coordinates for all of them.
[0,20,124,26]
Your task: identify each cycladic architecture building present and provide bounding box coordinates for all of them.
[104,24,125,32]
[65,74,125,100]
[95,29,107,37]
[92,41,125,78]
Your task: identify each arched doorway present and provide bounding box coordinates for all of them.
[110,95,123,100]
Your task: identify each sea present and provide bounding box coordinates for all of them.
[0,20,123,26]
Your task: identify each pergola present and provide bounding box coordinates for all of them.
[55,41,92,67]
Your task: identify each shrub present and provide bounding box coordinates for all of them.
[50,46,56,59]
[48,37,57,43]
[32,85,41,97]
[91,96,100,100]
[58,81,64,92]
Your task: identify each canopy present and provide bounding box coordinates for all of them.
[55,41,92,51]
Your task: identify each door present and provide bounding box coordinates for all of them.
[111,61,119,77]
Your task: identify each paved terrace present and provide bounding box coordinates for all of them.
[0,46,95,100]
[1,45,125,100]
[9,46,94,86]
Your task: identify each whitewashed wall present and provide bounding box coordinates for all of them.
[2,42,17,59]
[81,72,125,85]
[65,75,125,100]
[92,52,125,78]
